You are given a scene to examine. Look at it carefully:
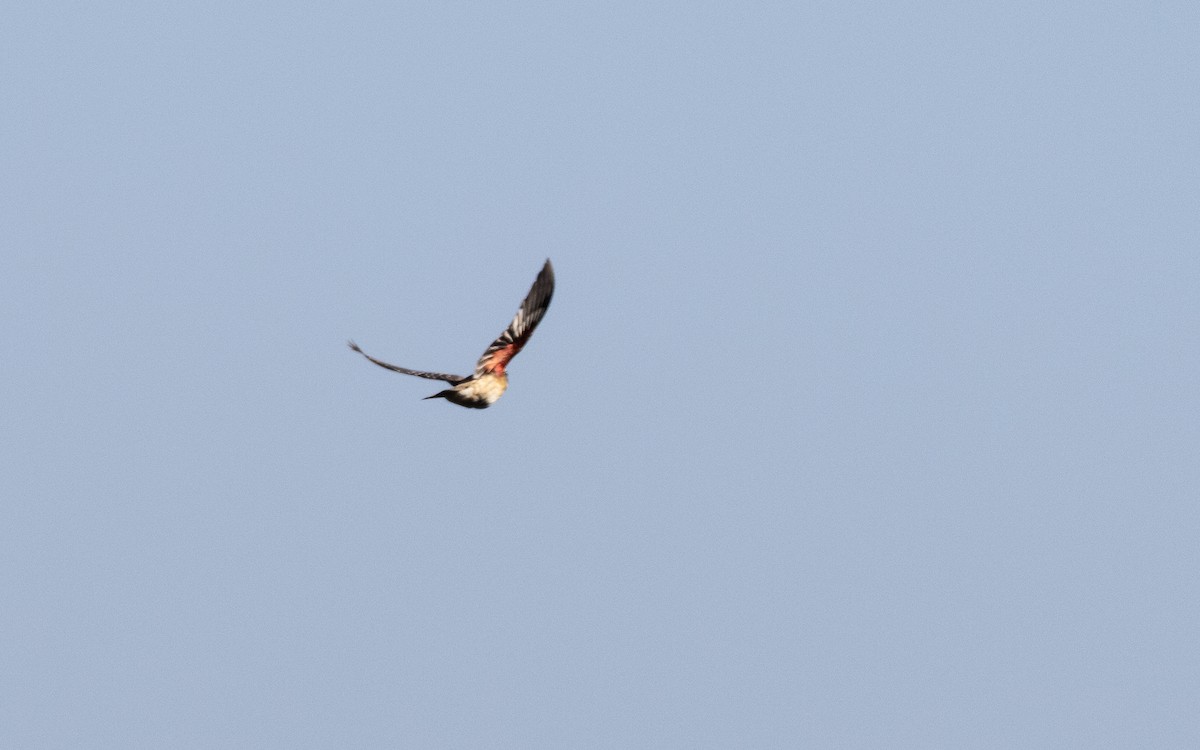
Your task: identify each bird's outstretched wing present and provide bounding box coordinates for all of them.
[474,259,555,376]
[348,341,466,383]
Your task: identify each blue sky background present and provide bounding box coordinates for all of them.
[3,1,1198,747]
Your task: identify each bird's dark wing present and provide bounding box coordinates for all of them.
[348,341,466,383]
[474,259,555,376]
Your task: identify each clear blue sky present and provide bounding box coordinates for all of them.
[3,1,1198,747]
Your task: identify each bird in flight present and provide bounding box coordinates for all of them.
[349,259,555,409]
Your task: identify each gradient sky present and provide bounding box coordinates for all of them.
[3,1,1198,747]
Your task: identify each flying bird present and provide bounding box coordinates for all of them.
[349,259,555,409]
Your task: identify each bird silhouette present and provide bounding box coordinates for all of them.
[349,259,554,408]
